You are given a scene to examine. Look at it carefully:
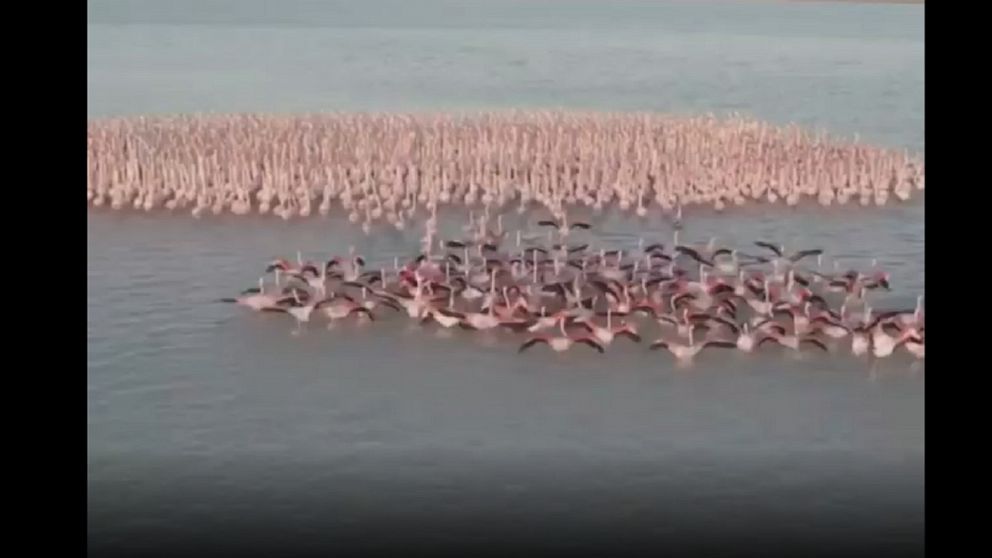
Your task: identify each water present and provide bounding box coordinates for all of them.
[87,0,924,553]
[88,0,924,152]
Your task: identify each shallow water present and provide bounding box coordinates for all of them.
[87,0,924,552]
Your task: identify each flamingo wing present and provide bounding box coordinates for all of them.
[754,241,783,257]
[788,249,823,263]
[756,336,780,348]
[709,316,740,334]
[702,341,737,350]
[616,329,642,343]
[675,246,714,267]
[518,337,548,352]
[574,337,605,352]
[799,338,828,351]
[711,248,733,258]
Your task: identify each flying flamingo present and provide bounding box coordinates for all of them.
[649,325,737,362]
[518,319,605,353]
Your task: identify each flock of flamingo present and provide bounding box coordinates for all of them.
[219,213,924,364]
[88,109,922,364]
[88,111,923,228]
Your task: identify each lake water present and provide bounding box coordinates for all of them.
[87,0,924,554]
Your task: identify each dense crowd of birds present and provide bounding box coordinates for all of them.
[220,213,924,365]
[89,111,923,227]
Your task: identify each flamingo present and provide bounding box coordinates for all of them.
[649,326,737,361]
[217,277,292,311]
[264,290,323,332]
[536,214,592,237]
[316,294,375,322]
[574,309,642,345]
[757,330,828,352]
[518,320,605,353]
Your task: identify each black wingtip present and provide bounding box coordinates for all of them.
[801,339,828,351]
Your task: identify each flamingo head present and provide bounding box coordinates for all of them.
[266,258,292,272]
